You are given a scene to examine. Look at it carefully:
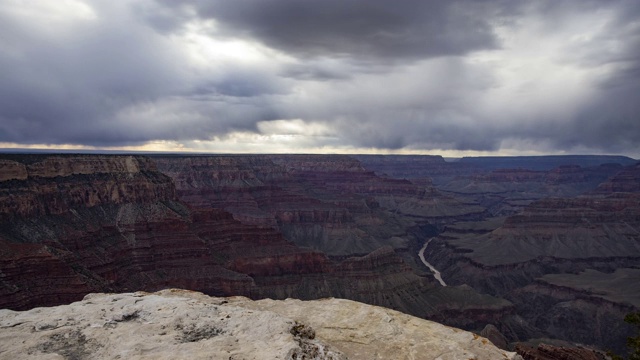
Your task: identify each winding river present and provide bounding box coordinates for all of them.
[418,238,447,287]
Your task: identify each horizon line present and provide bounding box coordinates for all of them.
[0,148,637,161]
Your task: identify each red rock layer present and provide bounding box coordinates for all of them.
[422,162,640,353]
[0,155,175,218]
[0,153,525,353]
[155,155,484,257]
[489,165,640,261]
[515,343,607,360]
[592,162,640,193]
[0,154,456,319]
[0,239,103,309]
[0,155,152,180]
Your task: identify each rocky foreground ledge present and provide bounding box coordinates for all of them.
[0,289,521,360]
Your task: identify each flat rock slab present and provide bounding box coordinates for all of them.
[234,296,521,360]
[0,289,520,360]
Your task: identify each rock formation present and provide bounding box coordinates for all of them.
[514,343,607,360]
[0,154,513,339]
[0,289,522,360]
[457,155,636,171]
[1,153,637,355]
[421,161,640,352]
[355,154,635,186]
[0,155,419,313]
[154,154,484,257]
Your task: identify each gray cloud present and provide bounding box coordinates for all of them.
[0,2,190,145]
[0,1,283,146]
[0,0,638,157]
[163,0,501,60]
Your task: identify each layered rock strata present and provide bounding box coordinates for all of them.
[356,154,635,185]
[438,164,625,217]
[0,155,175,217]
[422,163,640,352]
[4,153,635,354]
[0,155,514,348]
[514,343,607,360]
[0,154,512,337]
[154,155,516,331]
[457,155,636,171]
[155,154,484,257]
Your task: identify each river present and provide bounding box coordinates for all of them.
[418,238,447,287]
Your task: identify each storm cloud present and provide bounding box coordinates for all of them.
[0,0,638,156]
[163,0,501,60]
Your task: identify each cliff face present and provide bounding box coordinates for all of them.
[457,155,637,171]
[0,289,522,360]
[0,156,314,307]
[515,343,607,360]
[0,239,102,310]
[0,155,150,180]
[153,155,289,227]
[356,154,636,186]
[458,193,640,266]
[0,155,175,217]
[354,154,476,185]
[3,153,635,354]
[154,154,517,328]
[0,155,225,308]
[356,155,630,219]
[0,154,520,345]
[592,162,640,193]
[155,154,484,257]
[422,162,640,353]
[508,280,636,352]
[437,164,625,217]
[0,156,492,326]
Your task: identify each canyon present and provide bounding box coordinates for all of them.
[0,152,637,358]
[420,160,640,354]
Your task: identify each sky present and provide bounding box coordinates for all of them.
[0,0,639,157]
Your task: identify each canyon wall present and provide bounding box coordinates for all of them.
[0,154,513,339]
[422,162,640,353]
[1,153,637,355]
[155,154,485,257]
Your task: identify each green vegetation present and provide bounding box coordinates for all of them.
[609,312,640,360]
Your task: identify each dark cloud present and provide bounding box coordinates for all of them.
[0,1,281,146]
[0,2,189,145]
[561,83,640,153]
[280,62,352,81]
[159,0,500,60]
[0,0,638,157]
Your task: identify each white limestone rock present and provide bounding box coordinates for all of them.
[0,289,521,360]
[234,297,522,360]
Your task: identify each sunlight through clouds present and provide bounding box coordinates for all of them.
[0,0,638,157]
